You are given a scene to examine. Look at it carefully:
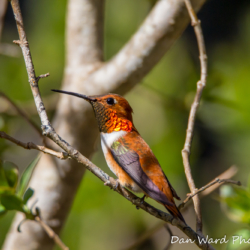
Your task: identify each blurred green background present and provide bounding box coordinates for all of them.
[1,0,250,249]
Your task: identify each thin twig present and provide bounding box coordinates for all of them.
[0,92,42,138]
[9,0,215,249]
[0,131,70,160]
[35,216,69,250]
[182,0,207,233]
[10,1,50,128]
[36,73,50,81]
[179,178,241,210]
[201,165,238,196]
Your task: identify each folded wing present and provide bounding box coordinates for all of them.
[110,142,174,207]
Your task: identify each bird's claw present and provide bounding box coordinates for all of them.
[136,195,146,210]
[140,195,146,205]
[113,179,120,190]
[104,179,120,190]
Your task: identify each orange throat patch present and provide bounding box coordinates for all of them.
[106,111,132,133]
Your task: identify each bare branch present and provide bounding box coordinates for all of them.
[36,73,50,81]
[10,2,50,128]
[201,165,238,196]
[78,0,206,95]
[179,178,241,210]
[66,0,104,66]
[0,92,42,137]
[0,131,70,160]
[35,216,69,250]
[181,0,208,233]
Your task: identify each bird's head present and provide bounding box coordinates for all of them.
[52,90,135,133]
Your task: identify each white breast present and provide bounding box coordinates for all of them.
[101,131,127,175]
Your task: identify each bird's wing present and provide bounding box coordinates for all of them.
[110,141,174,206]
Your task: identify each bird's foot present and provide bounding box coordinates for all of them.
[104,179,120,190]
[139,195,146,205]
[113,179,120,190]
[136,195,146,209]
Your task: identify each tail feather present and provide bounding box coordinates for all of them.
[165,204,186,224]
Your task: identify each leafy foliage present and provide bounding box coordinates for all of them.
[226,228,250,250]
[220,180,250,250]
[17,155,40,198]
[0,156,40,220]
[220,182,250,224]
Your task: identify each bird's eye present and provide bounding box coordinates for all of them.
[106,98,115,105]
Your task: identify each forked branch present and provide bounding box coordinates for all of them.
[179,177,241,210]
[182,0,208,233]
[0,131,70,160]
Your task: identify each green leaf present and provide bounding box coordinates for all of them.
[17,155,41,197]
[220,185,250,224]
[23,187,34,204]
[0,186,15,195]
[3,161,19,189]
[1,194,24,212]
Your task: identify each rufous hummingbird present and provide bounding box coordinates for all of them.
[52,90,185,223]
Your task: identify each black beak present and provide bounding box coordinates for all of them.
[51,89,97,102]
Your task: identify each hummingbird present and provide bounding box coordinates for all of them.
[52,89,185,223]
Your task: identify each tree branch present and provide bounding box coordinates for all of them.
[181,0,207,233]
[76,0,206,95]
[34,216,69,250]
[179,178,241,210]
[200,165,238,197]
[0,92,42,138]
[9,3,50,128]
[0,131,70,160]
